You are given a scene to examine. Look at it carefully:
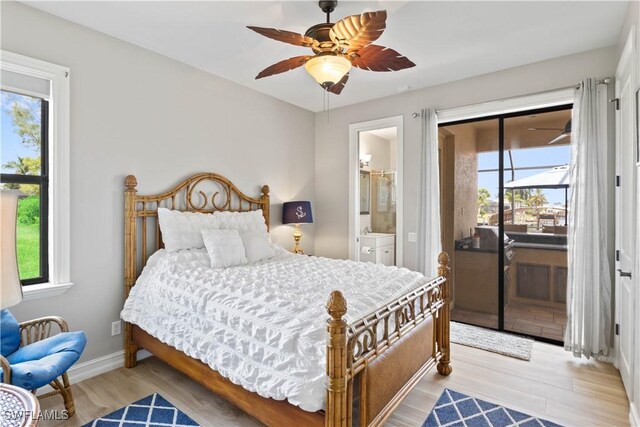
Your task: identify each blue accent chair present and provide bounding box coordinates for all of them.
[0,309,87,417]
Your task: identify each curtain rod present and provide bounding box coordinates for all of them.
[411,77,611,118]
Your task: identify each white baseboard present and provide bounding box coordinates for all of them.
[630,402,639,427]
[36,348,152,397]
[139,349,152,360]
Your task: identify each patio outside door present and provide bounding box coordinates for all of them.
[442,106,572,344]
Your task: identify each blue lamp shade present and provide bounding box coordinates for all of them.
[282,201,313,225]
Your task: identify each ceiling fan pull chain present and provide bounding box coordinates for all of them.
[323,88,327,115]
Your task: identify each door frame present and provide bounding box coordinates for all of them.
[437,89,575,125]
[348,115,404,266]
[614,25,637,408]
[439,104,572,344]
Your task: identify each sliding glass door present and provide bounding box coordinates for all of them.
[441,105,571,344]
[502,110,570,342]
[441,118,500,330]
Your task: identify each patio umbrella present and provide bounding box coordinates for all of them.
[504,165,570,225]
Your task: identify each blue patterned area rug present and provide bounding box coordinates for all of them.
[423,389,563,427]
[83,393,199,427]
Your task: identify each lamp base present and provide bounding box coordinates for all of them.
[292,224,305,254]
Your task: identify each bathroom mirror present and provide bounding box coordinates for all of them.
[360,170,370,214]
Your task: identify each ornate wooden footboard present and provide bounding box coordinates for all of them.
[123,173,451,427]
[326,252,451,427]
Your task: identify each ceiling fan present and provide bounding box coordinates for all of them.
[247,0,415,95]
[528,119,572,145]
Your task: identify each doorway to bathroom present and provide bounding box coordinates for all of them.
[349,116,403,267]
[439,105,572,344]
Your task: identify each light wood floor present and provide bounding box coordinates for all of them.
[39,342,629,427]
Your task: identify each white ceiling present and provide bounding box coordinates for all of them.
[23,1,628,112]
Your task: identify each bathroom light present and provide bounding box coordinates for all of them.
[360,153,372,168]
[304,55,352,89]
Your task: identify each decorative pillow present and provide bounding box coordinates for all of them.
[240,231,276,264]
[1,309,21,357]
[157,208,221,252]
[214,210,269,236]
[201,229,247,268]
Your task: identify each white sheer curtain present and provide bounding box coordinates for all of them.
[565,78,613,359]
[417,109,442,277]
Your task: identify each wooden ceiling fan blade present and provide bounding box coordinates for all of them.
[255,56,311,79]
[350,45,415,72]
[326,73,349,95]
[548,133,570,145]
[247,26,316,47]
[329,10,387,51]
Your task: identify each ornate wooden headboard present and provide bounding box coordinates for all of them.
[123,173,270,299]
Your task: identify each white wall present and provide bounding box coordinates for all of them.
[360,132,391,172]
[618,1,639,73]
[1,2,315,362]
[314,46,617,271]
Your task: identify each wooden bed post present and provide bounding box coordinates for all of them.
[436,251,452,376]
[261,185,270,231]
[326,290,349,427]
[124,175,138,368]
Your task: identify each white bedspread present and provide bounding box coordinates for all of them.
[121,247,428,412]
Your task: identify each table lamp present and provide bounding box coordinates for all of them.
[282,201,313,254]
[1,190,23,309]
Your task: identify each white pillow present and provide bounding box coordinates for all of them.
[201,229,247,268]
[240,231,276,264]
[157,208,221,252]
[214,210,269,236]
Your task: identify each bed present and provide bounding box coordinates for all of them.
[121,172,452,427]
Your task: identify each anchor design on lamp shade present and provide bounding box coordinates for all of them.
[282,201,313,254]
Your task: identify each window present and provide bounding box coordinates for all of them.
[1,51,71,300]
[1,91,49,284]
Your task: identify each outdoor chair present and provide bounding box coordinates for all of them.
[504,224,528,233]
[555,226,568,235]
[537,213,556,228]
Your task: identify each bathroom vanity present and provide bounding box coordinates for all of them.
[360,233,396,266]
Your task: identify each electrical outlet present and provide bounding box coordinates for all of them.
[408,232,417,243]
[111,320,122,336]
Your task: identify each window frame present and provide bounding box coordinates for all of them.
[1,94,50,285]
[1,50,72,300]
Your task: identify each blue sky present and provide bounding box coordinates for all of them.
[478,145,571,205]
[1,91,41,174]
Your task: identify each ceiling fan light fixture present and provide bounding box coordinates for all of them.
[249,4,413,94]
[304,55,352,88]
